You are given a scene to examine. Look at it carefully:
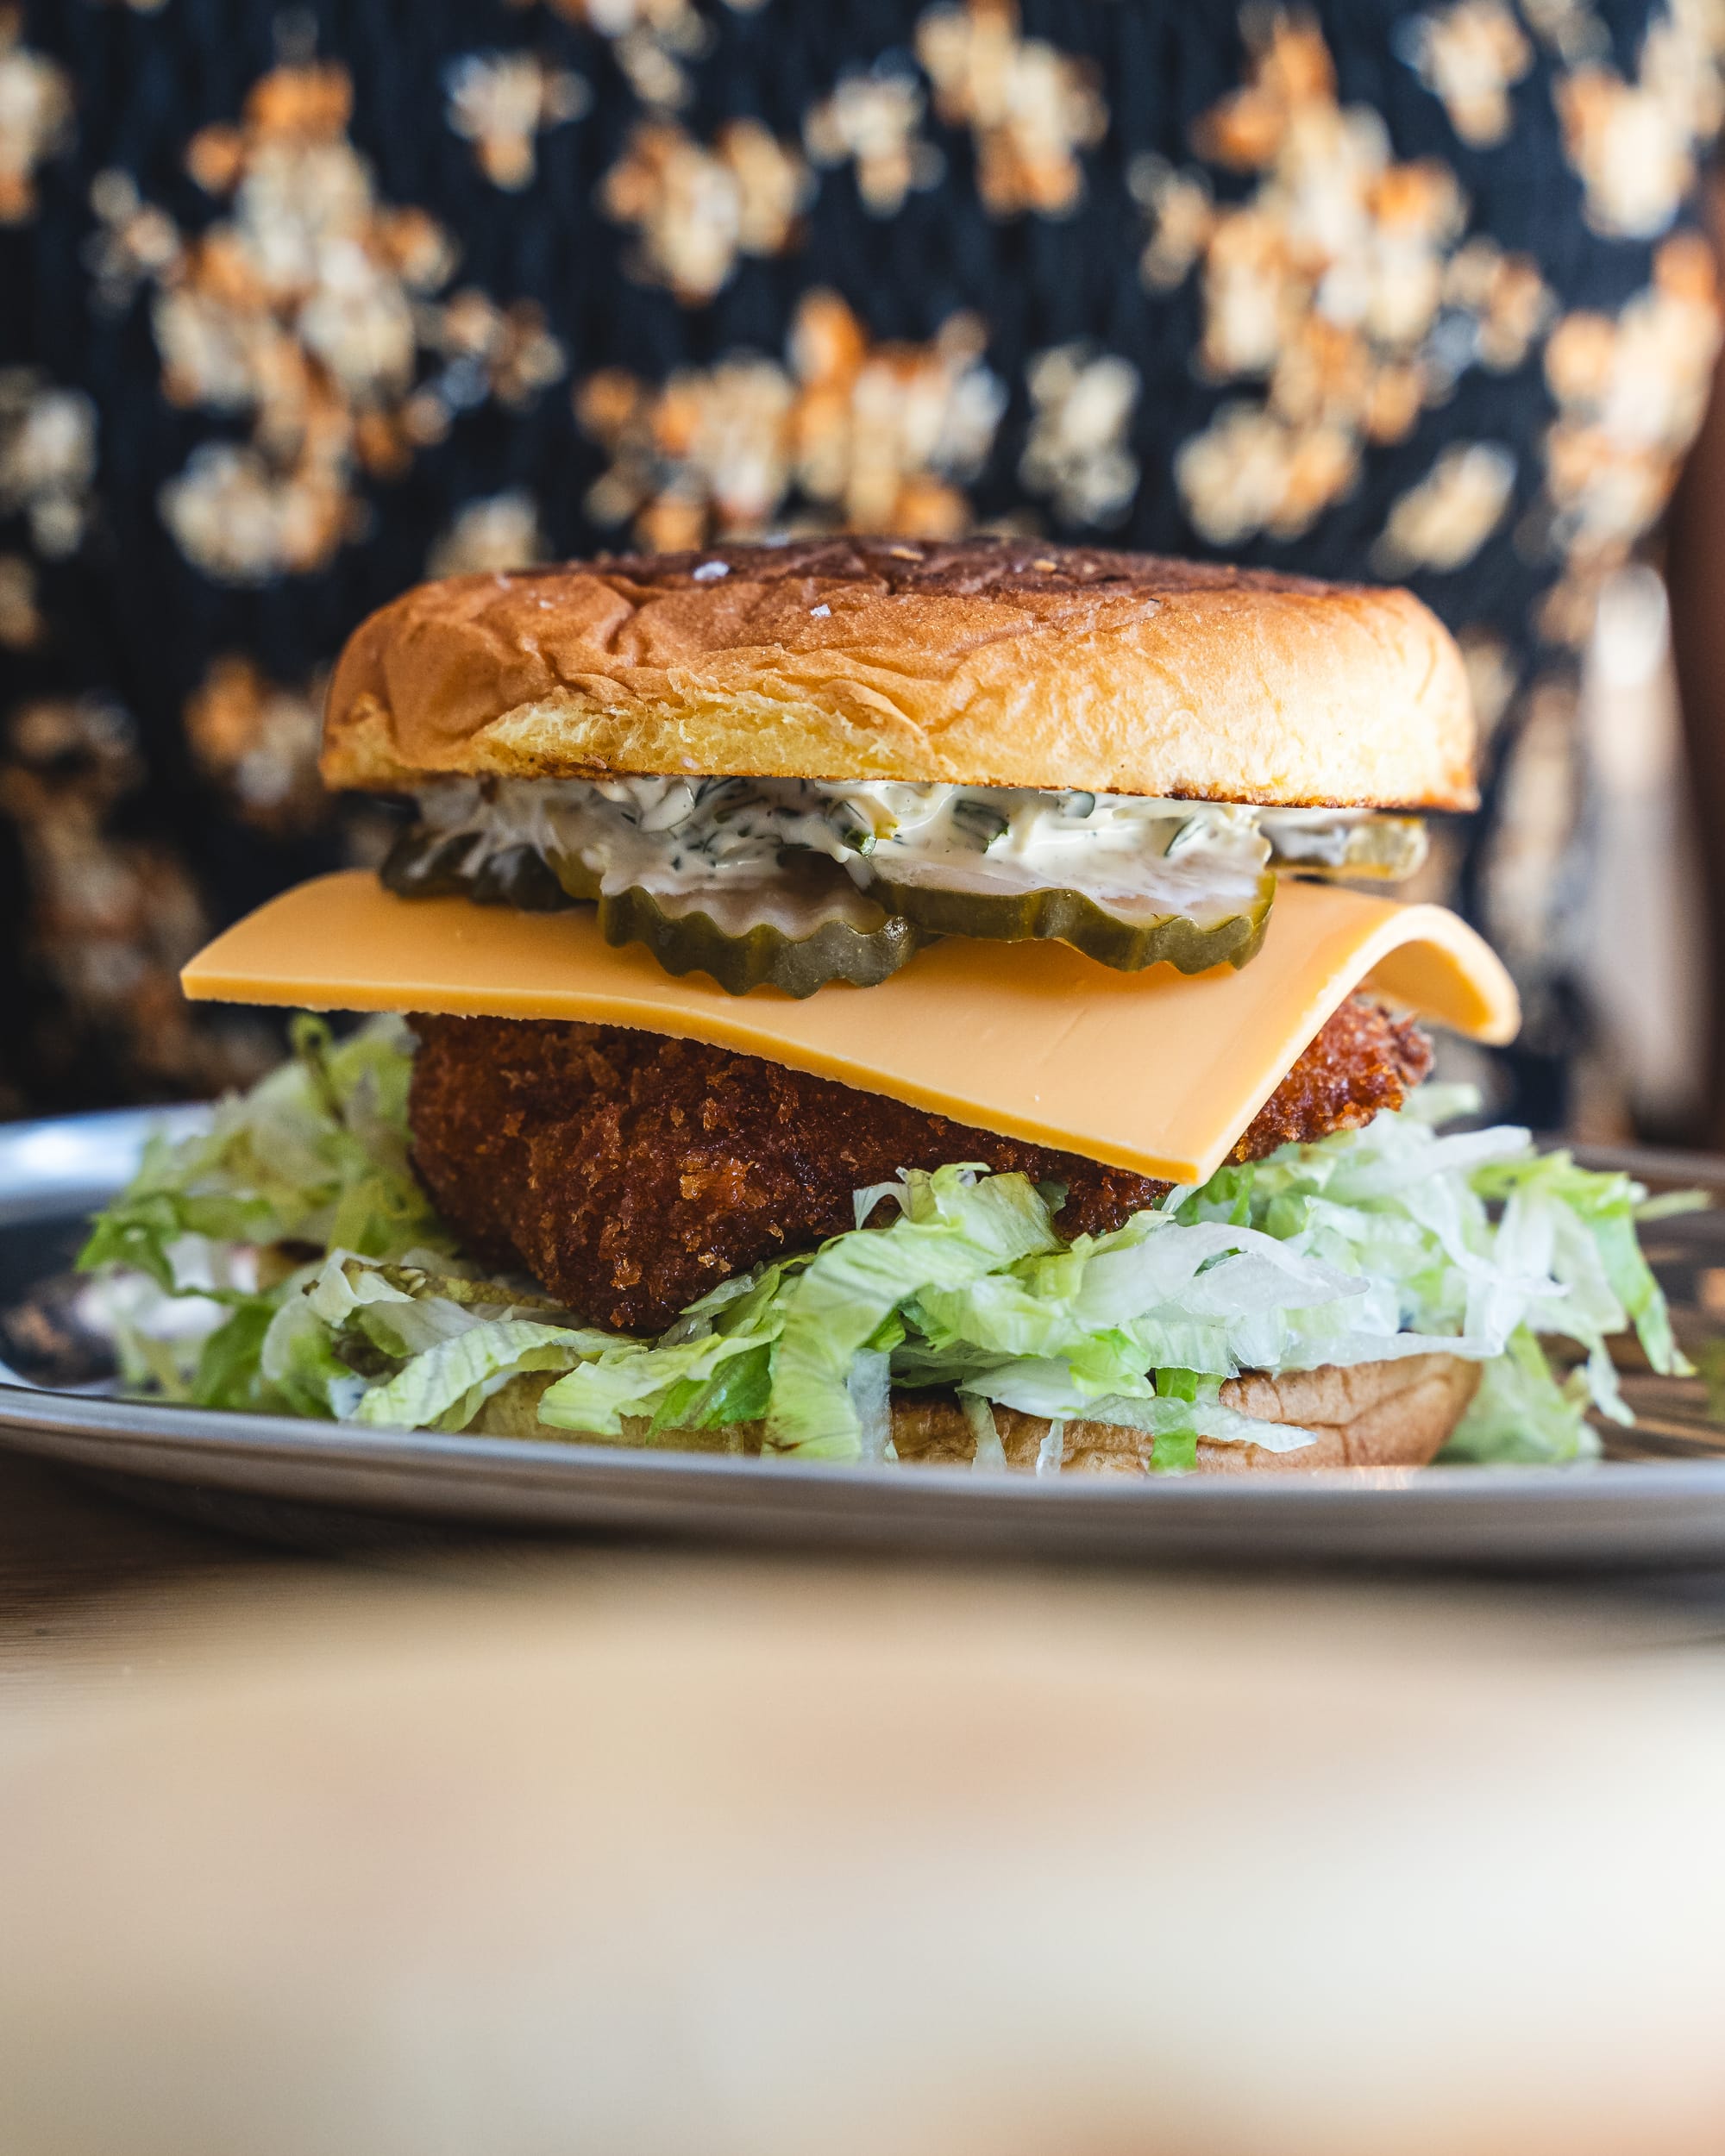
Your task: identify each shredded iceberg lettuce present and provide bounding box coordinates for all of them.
[78,1027,1693,1469]
[75,1014,452,1411]
[1170,1085,1697,1461]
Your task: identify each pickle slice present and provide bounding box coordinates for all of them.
[381,824,918,993]
[381,816,1276,981]
[381,825,579,910]
[862,867,1275,974]
[598,878,926,997]
[471,843,577,912]
[380,825,482,900]
[544,848,601,903]
[1260,814,1427,881]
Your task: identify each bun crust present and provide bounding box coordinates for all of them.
[890,1352,1480,1476]
[321,537,1477,810]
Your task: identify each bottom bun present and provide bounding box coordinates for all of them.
[890,1353,1481,1476]
[487,1351,1479,1470]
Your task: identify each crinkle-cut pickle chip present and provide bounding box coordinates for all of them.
[862,868,1276,975]
[596,883,928,998]
[383,827,922,995]
[380,823,1276,989]
[1266,816,1428,881]
[381,827,581,911]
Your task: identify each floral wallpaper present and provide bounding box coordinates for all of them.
[1,0,1722,1124]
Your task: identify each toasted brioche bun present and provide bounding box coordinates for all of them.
[321,537,1477,810]
[889,1353,1480,1476]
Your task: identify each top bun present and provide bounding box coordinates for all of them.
[320,537,1477,810]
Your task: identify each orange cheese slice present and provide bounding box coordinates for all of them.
[181,870,1519,1187]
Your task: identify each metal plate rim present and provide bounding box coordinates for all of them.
[10,1379,1725,1568]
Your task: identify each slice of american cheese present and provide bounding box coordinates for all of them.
[181,870,1519,1187]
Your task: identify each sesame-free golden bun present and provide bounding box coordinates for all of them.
[320,536,1478,810]
[887,1352,1480,1475]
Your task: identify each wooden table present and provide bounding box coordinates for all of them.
[0,1447,308,1692]
[7,1442,1725,2154]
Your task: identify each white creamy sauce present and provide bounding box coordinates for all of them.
[415,774,856,889]
[855,785,1268,921]
[411,774,1383,914]
[649,875,887,936]
[410,777,1416,926]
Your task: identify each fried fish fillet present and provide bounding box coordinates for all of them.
[406,1000,1431,1333]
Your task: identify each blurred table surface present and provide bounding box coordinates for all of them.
[0,1445,320,1697]
[11,1443,1725,2156]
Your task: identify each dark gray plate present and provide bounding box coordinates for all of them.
[4,1110,1725,1567]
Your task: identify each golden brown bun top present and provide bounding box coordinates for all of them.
[321,536,1477,809]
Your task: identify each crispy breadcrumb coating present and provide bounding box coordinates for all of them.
[406,1001,1430,1332]
[1227,995,1431,1162]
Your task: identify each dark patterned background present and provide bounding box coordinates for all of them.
[3,0,1720,1122]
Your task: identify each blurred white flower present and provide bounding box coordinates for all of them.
[428,490,548,576]
[444,50,589,190]
[1374,442,1517,574]
[1019,345,1140,526]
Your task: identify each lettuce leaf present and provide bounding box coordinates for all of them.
[764,1165,1060,1456]
[1440,1326,1594,1464]
[79,1015,444,1286]
[258,1254,620,1429]
[76,1016,452,1410]
[1171,1092,1691,1460]
[536,1256,799,1439]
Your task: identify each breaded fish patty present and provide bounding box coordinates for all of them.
[405,1000,1431,1333]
